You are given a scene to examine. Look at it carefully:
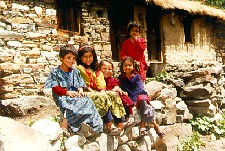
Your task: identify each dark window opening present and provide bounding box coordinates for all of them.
[56,0,81,33]
[183,16,193,43]
[96,10,104,17]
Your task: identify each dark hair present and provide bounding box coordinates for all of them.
[77,43,99,71]
[127,20,141,38]
[59,44,77,59]
[100,58,114,69]
[119,56,139,73]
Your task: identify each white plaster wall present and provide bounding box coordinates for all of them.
[162,13,216,65]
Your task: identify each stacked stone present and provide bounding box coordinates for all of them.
[0,0,112,100]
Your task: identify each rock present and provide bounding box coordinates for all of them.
[0,96,56,117]
[155,135,179,151]
[0,116,54,151]
[117,144,131,151]
[145,81,164,100]
[65,135,86,149]
[31,119,62,143]
[83,142,100,151]
[95,133,116,151]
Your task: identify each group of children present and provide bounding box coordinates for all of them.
[45,21,165,137]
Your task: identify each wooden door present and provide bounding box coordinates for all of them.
[108,0,134,61]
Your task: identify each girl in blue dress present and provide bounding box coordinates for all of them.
[118,56,165,137]
[45,44,103,136]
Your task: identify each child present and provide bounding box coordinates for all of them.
[120,20,148,82]
[118,56,165,137]
[99,59,134,120]
[44,44,103,136]
[76,43,126,135]
[100,59,137,135]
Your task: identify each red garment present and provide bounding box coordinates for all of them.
[120,38,148,81]
[52,86,68,96]
[105,76,134,107]
[105,76,120,90]
[83,68,105,91]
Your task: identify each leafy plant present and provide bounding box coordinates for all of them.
[178,131,205,151]
[196,0,225,9]
[155,70,170,82]
[190,114,225,138]
[145,70,172,84]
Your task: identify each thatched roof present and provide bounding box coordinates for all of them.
[146,0,225,20]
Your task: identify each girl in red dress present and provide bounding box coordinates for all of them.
[120,21,148,82]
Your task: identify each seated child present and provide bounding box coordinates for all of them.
[99,59,134,118]
[44,44,103,136]
[100,59,137,135]
[118,56,165,137]
[76,43,126,135]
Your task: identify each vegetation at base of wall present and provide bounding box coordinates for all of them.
[178,131,205,151]
[190,113,225,139]
[146,70,172,84]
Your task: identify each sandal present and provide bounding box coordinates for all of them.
[62,128,71,137]
[156,131,166,137]
[139,127,147,136]
[108,125,121,136]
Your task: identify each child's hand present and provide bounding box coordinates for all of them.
[66,91,81,97]
[100,90,106,94]
[121,91,128,96]
[134,36,140,40]
[117,89,128,95]
[79,92,89,97]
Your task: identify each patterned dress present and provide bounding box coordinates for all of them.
[77,65,126,118]
[45,66,103,133]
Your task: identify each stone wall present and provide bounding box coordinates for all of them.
[0,0,111,100]
[209,18,225,63]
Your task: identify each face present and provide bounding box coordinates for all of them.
[60,53,76,70]
[123,60,134,75]
[100,62,113,78]
[81,51,93,66]
[130,27,140,38]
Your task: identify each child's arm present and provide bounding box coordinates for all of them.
[112,86,128,95]
[53,86,81,97]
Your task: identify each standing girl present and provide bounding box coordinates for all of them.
[118,56,165,137]
[120,20,148,82]
[76,43,126,135]
[44,44,103,136]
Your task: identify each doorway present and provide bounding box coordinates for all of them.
[146,5,162,62]
[108,0,134,61]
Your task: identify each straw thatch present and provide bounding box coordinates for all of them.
[146,0,225,20]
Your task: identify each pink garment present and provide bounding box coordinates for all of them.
[120,38,148,81]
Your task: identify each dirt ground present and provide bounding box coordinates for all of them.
[13,105,60,126]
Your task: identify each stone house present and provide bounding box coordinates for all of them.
[1,0,225,114]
